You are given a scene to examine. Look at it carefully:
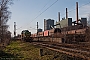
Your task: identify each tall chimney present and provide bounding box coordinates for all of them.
[58,12,60,22]
[76,2,78,23]
[14,22,16,37]
[66,8,68,19]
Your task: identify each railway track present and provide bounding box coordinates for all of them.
[37,41,90,52]
[31,41,90,60]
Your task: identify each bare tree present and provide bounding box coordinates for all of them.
[0,0,13,44]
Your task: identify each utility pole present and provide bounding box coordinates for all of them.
[14,22,16,38]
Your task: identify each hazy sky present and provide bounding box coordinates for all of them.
[7,0,90,36]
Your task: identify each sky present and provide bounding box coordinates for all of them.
[7,0,90,37]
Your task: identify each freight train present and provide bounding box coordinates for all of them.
[31,25,88,43]
[21,25,88,43]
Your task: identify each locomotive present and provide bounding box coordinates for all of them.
[21,30,32,42]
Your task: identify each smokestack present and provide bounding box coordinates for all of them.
[58,12,60,21]
[66,8,68,19]
[37,22,38,32]
[76,2,78,23]
[14,22,16,37]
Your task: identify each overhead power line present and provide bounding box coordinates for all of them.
[28,27,36,30]
[30,0,58,23]
[37,0,51,14]
[17,0,58,30]
[17,1,90,31]
[69,1,90,13]
[54,1,90,19]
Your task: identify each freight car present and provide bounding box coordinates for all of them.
[31,28,62,37]
[31,28,63,43]
[31,25,88,43]
[21,30,32,42]
[33,28,61,36]
[61,28,87,34]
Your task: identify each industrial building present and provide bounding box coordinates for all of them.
[81,18,87,27]
[44,19,54,31]
[56,8,72,28]
[56,17,87,29]
[56,18,72,28]
[37,28,42,32]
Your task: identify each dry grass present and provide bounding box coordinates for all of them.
[0,40,83,60]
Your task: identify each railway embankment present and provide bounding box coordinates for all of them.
[0,40,85,60]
